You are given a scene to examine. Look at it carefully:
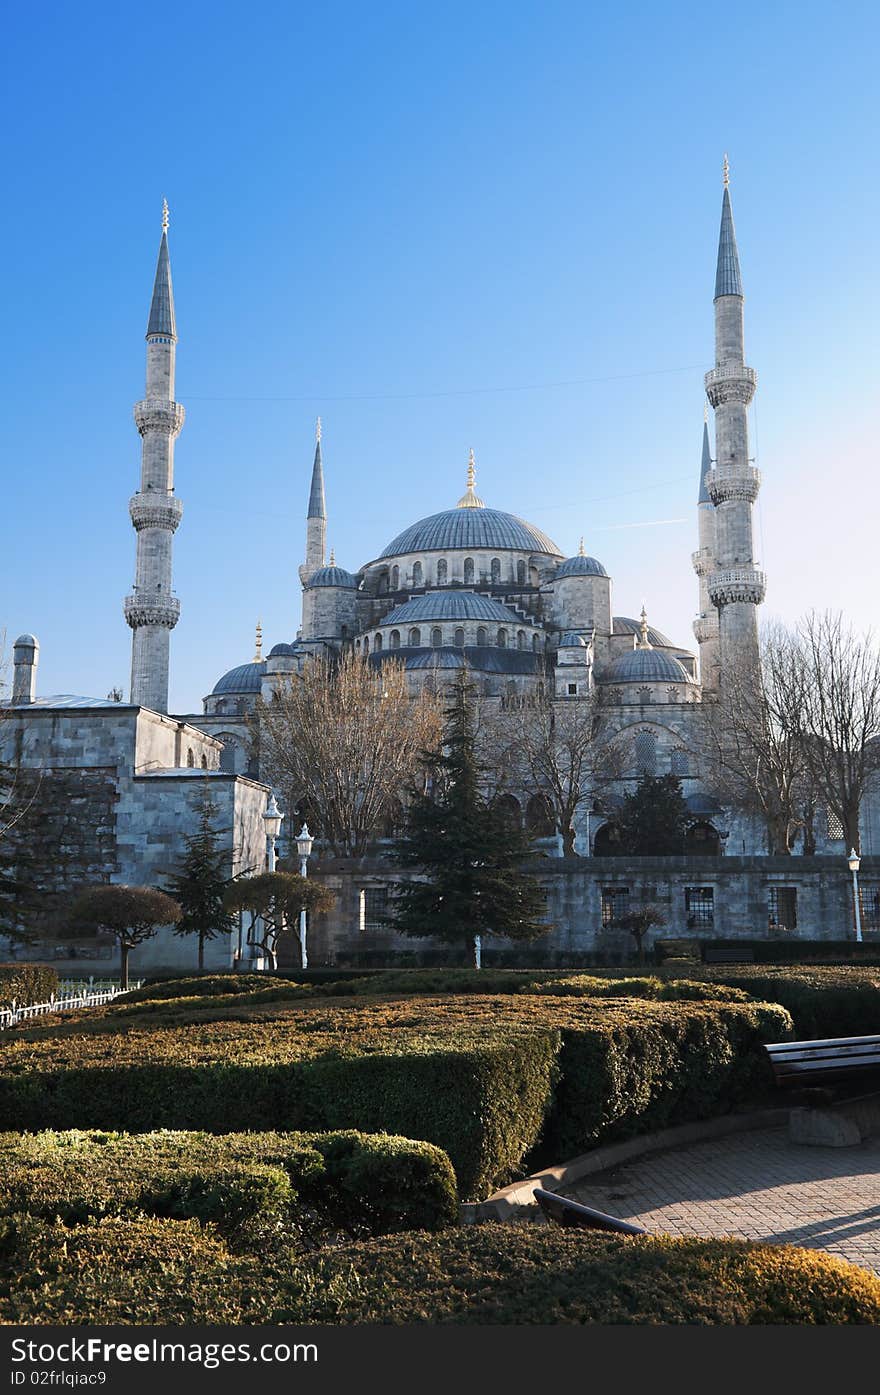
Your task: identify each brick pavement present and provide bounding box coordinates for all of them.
[561,1127,880,1273]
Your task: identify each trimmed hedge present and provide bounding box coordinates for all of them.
[0,1128,458,1236]
[0,964,57,1009]
[667,965,880,1040]
[2,1218,878,1325]
[121,973,289,1003]
[0,994,789,1197]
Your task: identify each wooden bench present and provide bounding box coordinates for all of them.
[703,946,756,964]
[765,1036,880,1090]
[533,1188,646,1235]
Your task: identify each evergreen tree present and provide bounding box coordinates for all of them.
[165,786,238,969]
[617,773,691,856]
[390,671,549,967]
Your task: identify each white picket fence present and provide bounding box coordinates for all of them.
[0,980,143,1031]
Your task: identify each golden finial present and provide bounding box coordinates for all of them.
[254,620,263,663]
[162,198,170,233]
[456,449,484,509]
[578,537,586,557]
[316,416,322,444]
[329,547,336,566]
[722,153,729,189]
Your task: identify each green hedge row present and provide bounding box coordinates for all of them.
[0,964,58,1009]
[0,1128,458,1235]
[0,993,789,1198]
[2,1217,878,1325]
[667,965,880,1040]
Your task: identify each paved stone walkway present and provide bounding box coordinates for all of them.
[561,1127,880,1274]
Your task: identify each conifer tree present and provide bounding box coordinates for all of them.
[165,785,238,969]
[390,671,549,967]
[617,773,691,856]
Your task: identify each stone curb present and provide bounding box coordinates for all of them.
[461,1107,789,1223]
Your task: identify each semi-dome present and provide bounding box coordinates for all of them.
[305,564,358,589]
[603,649,693,685]
[556,554,607,579]
[211,660,267,695]
[377,507,560,560]
[380,592,526,626]
[613,616,674,648]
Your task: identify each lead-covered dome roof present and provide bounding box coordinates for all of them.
[556,554,607,578]
[378,507,560,559]
[603,649,693,685]
[305,564,358,589]
[613,616,674,648]
[380,592,527,627]
[211,660,266,695]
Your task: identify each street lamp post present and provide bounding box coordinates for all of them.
[296,823,314,968]
[848,848,863,944]
[257,795,284,969]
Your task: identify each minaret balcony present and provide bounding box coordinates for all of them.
[133,397,185,438]
[691,547,714,577]
[704,364,757,407]
[123,592,181,630]
[129,493,184,532]
[707,567,766,607]
[707,467,761,506]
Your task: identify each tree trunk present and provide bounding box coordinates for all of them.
[198,932,205,971]
[562,825,578,858]
[472,935,482,970]
[120,942,130,991]
[843,807,861,855]
[767,815,792,856]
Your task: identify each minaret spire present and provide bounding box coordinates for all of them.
[704,161,765,674]
[124,203,185,713]
[300,418,327,583]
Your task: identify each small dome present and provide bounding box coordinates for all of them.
[556,554,607,579]
[603,649,693,685]
[267,642,298,658]
[613,616,674,648]
[13,634,38,649]
[381,592,525,626]
[305,565,358,589]
[211,660,267,695]
[559,631,589,648]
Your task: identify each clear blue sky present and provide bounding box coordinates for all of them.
[2,0,877,712]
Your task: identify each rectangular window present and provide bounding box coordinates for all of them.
[359,886,389,932]
[768,886,797,931]
[686,886,714,928]
[826,809,844,840]
[568,683,578,696]
[862,885,880,932]
[601,886,630,926]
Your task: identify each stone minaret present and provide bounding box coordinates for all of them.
[704,158,765,670]
[298,417,326,585]
[692,412,720,689]
[124,201,185,712]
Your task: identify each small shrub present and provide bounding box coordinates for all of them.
[0,964,58,1009]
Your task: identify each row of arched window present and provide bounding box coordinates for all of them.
[632,731,690,778]
[358,627,542,653]
[389,558,531,591]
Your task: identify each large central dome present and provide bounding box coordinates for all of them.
[379,507,561,559]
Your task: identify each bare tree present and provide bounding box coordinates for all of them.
[487,690,625,857]
[700,621,811,854]
[789,612,880,853]
[256,653,442,857]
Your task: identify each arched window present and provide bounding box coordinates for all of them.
[517,630,526,650]
[355,639,361,652]
[218,735,240,774]
[201,753,208,769]
[532,633,540,652]
[477,627,488,646]
[593,822,623,856]
[341,624,350,641]
[671,748,689,777]
[391,565,399,590]
[635,730,657,776]
[409,628,421,647]
[497,628,507,648]
[491,558,501,584]
[436,559,447,585]
[186,749,195,768]
[684,821,720,856]
[374,633,383,652]
[637,685,652,705]
[464,557,474,585]
[390,630,400,649]
[412,561,423,587]
[431,627,442,648]
[526,794,555,838]
[378,570,389,594]
[493,794,522,830]
[517,560,526,585]
[363,636,370,655]
[454,627,465,648]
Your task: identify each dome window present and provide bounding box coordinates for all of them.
[464,557,474,584]
[437,559,448,585]
[477,627,488,646]
[431,628,442,648]
[363,637,370,655]
[390,630,400,650]
[491,558,501,584]
[532,634,540,652]
[454,628,465,648]
[497,628,507,648]
[391,565,399,590]
[412,562,423,587]
[517,560,526,585]
[374,633,383,652]
[517,630,526,650]
[409,628,421,647]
